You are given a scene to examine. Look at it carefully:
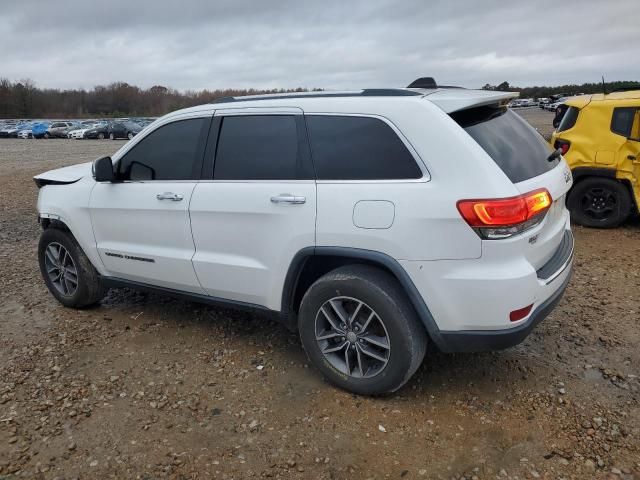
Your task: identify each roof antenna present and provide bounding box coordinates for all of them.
[602,75,607,95]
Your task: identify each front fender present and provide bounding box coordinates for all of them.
[37,178,106,275]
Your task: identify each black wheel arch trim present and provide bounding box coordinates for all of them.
[281,246,449,350]
[571,167,616,181]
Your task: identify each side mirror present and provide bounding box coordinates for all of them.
[93,156,115,182]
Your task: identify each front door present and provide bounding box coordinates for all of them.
[189,109,316,310]
[90,115,211,293]
[615,107,640,206]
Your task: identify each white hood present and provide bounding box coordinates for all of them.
[34,161,93,184]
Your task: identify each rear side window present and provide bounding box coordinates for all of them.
[305,115,422,180]
[611,107,638,137]
[118,118,207,181]
[556,106,579,132]
[452,107,556,183]
[214,115,311,180]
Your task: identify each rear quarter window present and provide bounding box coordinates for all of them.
[556,106,579,132]
[451,107,557,183]
[305,115,422,180]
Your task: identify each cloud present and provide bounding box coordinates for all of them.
[0,0,637,91]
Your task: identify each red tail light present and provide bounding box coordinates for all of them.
[457,189,552,239]
[554,139,571,155]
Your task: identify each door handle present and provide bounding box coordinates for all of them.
[270,194,306,205]
[156,192,184,201]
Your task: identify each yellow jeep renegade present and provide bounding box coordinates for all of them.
[551,91,640,227]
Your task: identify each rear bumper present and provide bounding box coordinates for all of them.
[436,267,572,352]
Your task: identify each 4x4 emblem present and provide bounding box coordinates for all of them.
[563,168,572,183]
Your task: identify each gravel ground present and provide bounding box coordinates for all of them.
[1,112,639,479]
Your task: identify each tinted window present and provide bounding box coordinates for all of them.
[452,107,556,183]
[557,106,579,132]
[214,115,310,180]
[118,118,206,181]
[611,107,637,137]
[305,115,422,180]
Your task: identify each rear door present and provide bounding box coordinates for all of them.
[90,115,211,293]
[189,108,316,310]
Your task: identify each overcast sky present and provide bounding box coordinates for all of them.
[1,0,637,91]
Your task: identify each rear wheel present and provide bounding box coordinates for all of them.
[127,132,133,140]
[298,265,427,395]
[567,177,631,228]
[98,132,105,140]
[38,228,107,308]
[109,132,115,140]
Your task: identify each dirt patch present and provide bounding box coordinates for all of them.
[0,137,638,479]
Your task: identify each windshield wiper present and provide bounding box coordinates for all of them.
[547,148,562,162]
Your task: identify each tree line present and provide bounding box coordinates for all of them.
[0,78,319,119]
[2,78,639,119]
[481,80,640,98]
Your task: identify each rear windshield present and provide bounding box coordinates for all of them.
[452,107,557,183]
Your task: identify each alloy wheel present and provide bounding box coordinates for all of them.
[314,296,390,379]
[44,242,78,297]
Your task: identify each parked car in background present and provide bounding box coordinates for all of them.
[108,120,142,140]
[17,124,34,139]
[83,121,110,139]
[551,89,640,228]
[0,123,17,137]
[47,121,78,138]
[32,122,51,139]
[67,122,99,139]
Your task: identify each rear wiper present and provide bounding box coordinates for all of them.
[547,148,562,162]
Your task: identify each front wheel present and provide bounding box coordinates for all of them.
[127,132,133,140]
[298,265,427,395]
[109,132,115,140]
[98,132,105,140]
[38,228,107,308]
[567,177,632,228]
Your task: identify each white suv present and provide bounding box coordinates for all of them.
[35,79,575,395]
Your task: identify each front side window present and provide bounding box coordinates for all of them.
[118,118,207,181]
[213,115,311,180]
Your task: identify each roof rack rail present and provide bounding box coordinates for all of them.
[210,89,423,104]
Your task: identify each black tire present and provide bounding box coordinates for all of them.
[127,131,134,140]
[38,228,107,308]
[109,132,115,140]
[298,265,427,395]
[43,132,50,139]
[567,177,631,228]
[98,132,105,140]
